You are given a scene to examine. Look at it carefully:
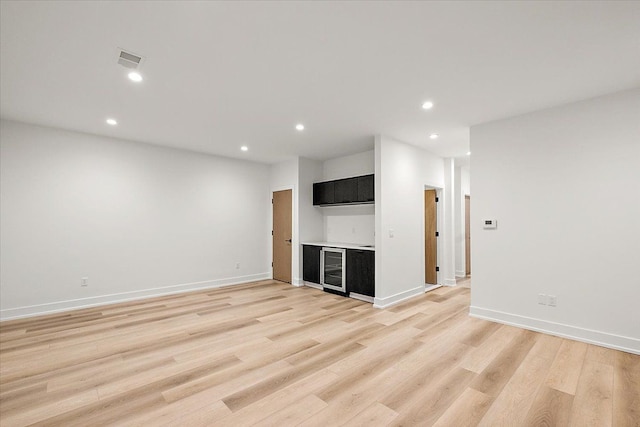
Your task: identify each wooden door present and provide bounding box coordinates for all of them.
[465,195,471,276]
[424,189,438,284]
[273,190,292,283]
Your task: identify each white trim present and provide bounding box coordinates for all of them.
[373,285,424,309]
[304,282,322,290]
[455,270,466,278]
[0,273,271,321]
[469,306,640,355]
[424,284,442,293]
[292,277,304,287]
[349,292,374,303]
[444,278,457,286]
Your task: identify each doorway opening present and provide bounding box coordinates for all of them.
[272,189,292,283]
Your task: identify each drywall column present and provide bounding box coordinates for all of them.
[374,136,383,304]
[454,165,465,277]
[441,158,457,285]
[374,135,446,307]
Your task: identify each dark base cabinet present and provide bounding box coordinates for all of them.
[302,245,321,284]
[346,249,375,297]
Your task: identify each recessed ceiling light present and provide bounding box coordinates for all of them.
[128,71,143,82]
[467,151,471,156]
[295,124,305,131]
[422,101,434,110]
[429,133,439,140]
[106,118,117,126]
[240,146,248,152]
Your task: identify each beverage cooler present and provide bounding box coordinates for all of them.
[320,247,346,293]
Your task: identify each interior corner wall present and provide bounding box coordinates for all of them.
[374,135,447,307]
[0,120,271,320]
[470,89,640,354]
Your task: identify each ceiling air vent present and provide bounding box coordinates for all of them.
[117,49,143,69]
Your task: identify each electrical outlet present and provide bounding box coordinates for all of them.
[389,229,395,238]
[352,226,356,234]
[548,295,557,307]
[235,262,240,269]
[81,277,89,287]
[538,293,546,305]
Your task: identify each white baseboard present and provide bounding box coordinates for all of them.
[349,292,374,303]
[444,278,457,286]
[455,270,466,278]
[425,284,442,293]
[0,272,271,321]
[373,285,424,309]
[292,277,304,287]
[469,306,640,355]
[303,282,322,290]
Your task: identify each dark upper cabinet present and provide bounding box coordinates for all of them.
[356,175,374,202]
[302,245,321,284]
[313,181,334,205]
[313,174,374,206]
[346,249,375,297]
[334,178,358,204]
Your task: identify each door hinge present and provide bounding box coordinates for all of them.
[272,230,273,235]
[435,196,439,202]
[435,231,439,237]
[436,266,440,272]
[271,262,273,267]
[272,199,273,203]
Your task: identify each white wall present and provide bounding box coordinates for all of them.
[455,165,471,276]
[461,168,470,197]
[324,206,375,245]
[0,120,271,319]
[321,149,375,245]
[470,89,640,354]
[322,150,374,181]
[374,135,451,307]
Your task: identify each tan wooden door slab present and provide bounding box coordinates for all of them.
[425,189,438,284]
[273,189,292,283]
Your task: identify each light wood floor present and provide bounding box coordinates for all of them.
[1,280,638,426]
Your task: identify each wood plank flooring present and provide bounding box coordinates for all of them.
[1,280,638,426]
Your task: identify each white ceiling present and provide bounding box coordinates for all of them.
[1,1,639,164]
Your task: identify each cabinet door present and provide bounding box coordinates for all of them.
[346,249,375,296]
[313,181,335,205]
[302,245,321,284]
[356,175,374,202]
[334,178,357,204]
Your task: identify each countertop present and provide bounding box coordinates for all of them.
[302,242,375,251]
